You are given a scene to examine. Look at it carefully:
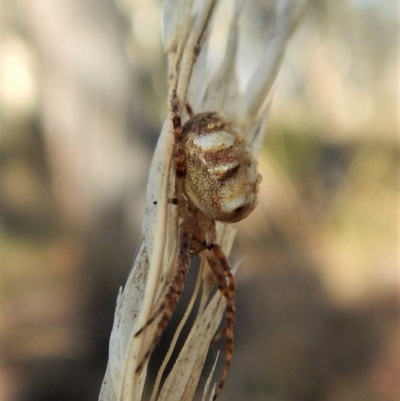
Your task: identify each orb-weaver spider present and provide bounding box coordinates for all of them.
[135,91,261,400]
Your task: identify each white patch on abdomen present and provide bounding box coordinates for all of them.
[193,131,234,151]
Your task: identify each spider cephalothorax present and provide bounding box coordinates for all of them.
[135,93,261,400]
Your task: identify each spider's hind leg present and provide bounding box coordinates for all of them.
[204,244,236,401]
[134,229,192,375]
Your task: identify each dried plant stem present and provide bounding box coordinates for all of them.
[176,0,217,106]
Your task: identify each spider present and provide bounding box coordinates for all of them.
[135,91,261,400]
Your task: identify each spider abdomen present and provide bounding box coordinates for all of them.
[181,112,261,223]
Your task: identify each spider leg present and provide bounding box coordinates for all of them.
[171,90,182,142]
[171,92,186,182]
[204,244,236,401]
[134,229,192,375]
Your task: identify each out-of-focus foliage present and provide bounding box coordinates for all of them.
[0,1,398,401]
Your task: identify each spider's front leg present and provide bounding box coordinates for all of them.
[204,244,236,401]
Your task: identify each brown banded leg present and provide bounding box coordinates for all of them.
[134,229,192,374]
[171,90,181,140]
[171,91,186,181]
[204,244,236,401]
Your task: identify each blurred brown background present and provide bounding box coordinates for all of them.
[0,1,398,401]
